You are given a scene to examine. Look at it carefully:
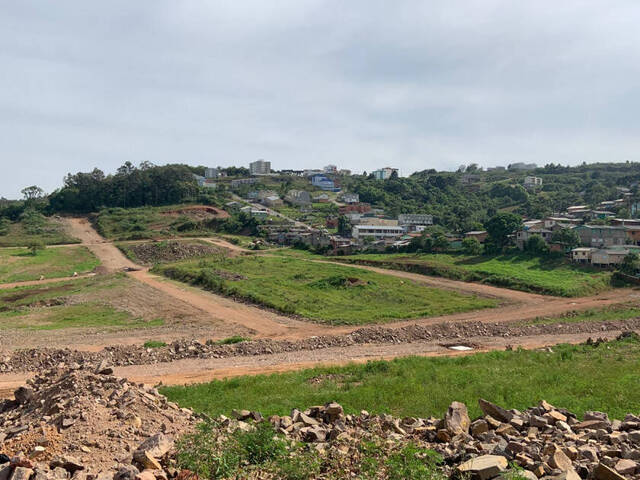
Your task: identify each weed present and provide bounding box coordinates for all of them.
[143,340,167,348]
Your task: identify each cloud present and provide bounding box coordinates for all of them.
[2,1,640,197]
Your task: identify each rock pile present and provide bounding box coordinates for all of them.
[126,241,221,265]
[220,399,640,479]
[0,364,195,477]
[2,325,638,375]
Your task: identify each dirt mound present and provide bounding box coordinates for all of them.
[127,241,221,265]
[0,364,196,474]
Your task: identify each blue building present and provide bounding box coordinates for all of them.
[311,174,340,192]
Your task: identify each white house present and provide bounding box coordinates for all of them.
[352,224,405,241]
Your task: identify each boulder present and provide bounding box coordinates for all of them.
[478,399,513,423]
[445,402,471,435]
[457,455,508,480]
[593,463,626,480]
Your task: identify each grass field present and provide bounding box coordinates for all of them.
[0,218,79,247]
[0,246,100,283]
[523,303,640,326]
[162,336,640,420]
[155,254,497,325]
[95,205,229,241]
[335,252,613,297]
[0,275,164,330]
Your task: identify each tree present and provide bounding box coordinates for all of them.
[27,239,45,256]
[430,231,449,251]
[525,234,549,255]
[337,216,351,237]
[551,227,581,250]
[620,252,640,275]
[461,237,483,255]
[484,212,522,248]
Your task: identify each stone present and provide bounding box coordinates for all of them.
[551,468,581,480]
[471,419,489,436]
[457,455,508,480]
[496,423,518,437]
[231,409,251,420]
[593,463,626,480]
[578,446,598,462]
[135,433,174,460]
[135,470,156,480]
[478,399,514,423]
[11,468,34,480]
[445,401,471,435]
[49,457,84,474]
[614,459,637,475]
[114,466,140,480]
[548,445,573,472]
[13,386,34,405]
[573,420,609,431]
[545,410,567,424]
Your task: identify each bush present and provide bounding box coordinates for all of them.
[461,237,483,255]
[143,340,166,348]
[524,235,549,255]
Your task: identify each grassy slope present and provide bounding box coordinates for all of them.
[523,304,640,326]
[155,255,497,325]
[162,337,640,420]
[0,220,80,247]
[337,252,612,297]
[0,246,100,283]
[0,274,164,330]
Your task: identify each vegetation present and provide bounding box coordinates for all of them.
[155,254,496,325]
[0,212,79,247]
[96,206,259,241]
[0,246,100,283]
[143,340,167,348]
[163,335,640,421]
[523,304,640,326]
[335,252,612,296]
[0,302,164,331]
[214,336,250,345]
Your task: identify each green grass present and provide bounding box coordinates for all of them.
[215,336,250,345]
[155,254,497,325]
[95,205,229,241]
[523,304,640,326]
[0,246,100,283]
[0,302,164,330]
[336,252,613,297]
[162,336,640,421]
[144,340,167,348]
[0,219,80,247]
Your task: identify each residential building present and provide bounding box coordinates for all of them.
[516,227,553,250]
[352,224,405,241]
[249,159,271,176]
[398,214,434,232]
[192,174,217,189]
[358,218,399,227]
[464,231,488,243]
[323,165,337,173]
[524,176,542,188]
[204,167,224,178]
[592,248,633,267]
[487,166,506,172]
[240,205,268,219]
[263,195,283,207]
[311,174,338,191]
[508,163,537,171]
[625,226,640,246]
[225,201,241,211]
[339,193,360,204]
[285,190,312,206]
[571,247,598,264]
[313,193,330,203]
[372,167,398,180]
[543,217,582,229]
[231,178,258,188]
[612,218,640,227]
[339,203,371,215]
[257,190,278,201]
[574,225,627,248]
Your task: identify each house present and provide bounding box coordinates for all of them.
[257,190,278,201]
[231,178,258,188]
[591,210,615,220]
[204,167,225,178]
[571,247,598,264]
[465,231,488,243]
[352,224,405,241]
[625,226,640,246]
[524,176,542,188]
[591,248,634,267]
[508,162,537,171]
[192,175,217,190]
[285,190,311,206]
[487,166,506,172]
[574,225,627,248]
[358,218,399,227]
[612,218,640,227]
[225,201,241,211]
[523,219,544,229]
[339,193,360,204]
[240,206,268,219]
[263,195,283,207]
[246,191,259,200]
[249,159,271,175]
[544,217,582,229]
[516,227,553,250]
[372,167,398,180]
[311,174,338,191]
[313,193,330,203]
[323,165,337,173]
[398,214,434,232]
[339,203,371,215]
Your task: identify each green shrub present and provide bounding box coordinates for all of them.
[143,340,167,348]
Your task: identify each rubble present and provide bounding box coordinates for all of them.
[0,365,195,476]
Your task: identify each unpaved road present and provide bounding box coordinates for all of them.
[1,216,638,391]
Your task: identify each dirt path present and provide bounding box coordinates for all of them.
[0,273,95,289]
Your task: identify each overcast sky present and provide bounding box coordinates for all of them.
[3,1,640,198]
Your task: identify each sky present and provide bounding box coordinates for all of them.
[3,1,640,198]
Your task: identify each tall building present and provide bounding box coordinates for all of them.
[249,159,271,175]
[372,167,398,180]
